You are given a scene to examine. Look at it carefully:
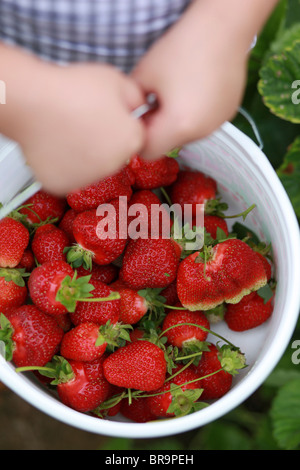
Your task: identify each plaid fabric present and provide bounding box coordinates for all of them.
[0,0,191,72]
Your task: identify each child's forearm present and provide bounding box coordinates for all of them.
[0,43,50,142]
[182,0,280,52]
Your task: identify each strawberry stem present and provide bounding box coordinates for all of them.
[223,204,256,221]
[160,187,172,206]
[165,358,195,382]
[76,292,121,303]
[158,322,239,350]
[15,365,55,373]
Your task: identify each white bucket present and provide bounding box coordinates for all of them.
[0,122,299,439]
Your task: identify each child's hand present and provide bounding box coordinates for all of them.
[25,64,146,195]
[1,46,145,195]
[132,0,278,159]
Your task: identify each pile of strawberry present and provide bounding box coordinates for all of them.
[0,153,275,422]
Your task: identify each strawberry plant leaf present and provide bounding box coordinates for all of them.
[167,384,204,417]
[258,40,300,123]
[270,378,300,449]
[257,283,274,304]
[0,313,13,361]
[231,222,261,244]
[276,135,300,217]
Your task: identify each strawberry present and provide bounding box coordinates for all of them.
[161,308,210,351]
[128,327,146,342]
[28,260,119,316]
[0,268,28,314]
[27,355,111,413]
[176,238,268,311]
[66,199,128,269]
[66,165,134,212]
[55,313,72,332]
[103,340,167,392]
[31,224,70,264]
[69,279,120,326]
[160,281,179,306]
[129,154,179,190]
[127,189,172,239]
[193,344,245,400]
[58,208,78,244]
[76,263,118,285]
[109,280,148,325]
[0,217,29,268]
[256,252,272,281]
[224,291,274,331]
[16,249,35,272]
[146,364,204,418]
[93,384,125,418]
[59,321,132,362]
[119,237,180,289]
[120,396,156,423]
[203,215,229,239]
[19,189,67,224]
[169,169,217,216]
[0,306,64,367]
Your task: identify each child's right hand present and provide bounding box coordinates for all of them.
[1,46,145,195]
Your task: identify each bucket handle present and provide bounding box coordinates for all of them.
[238,106,264,151]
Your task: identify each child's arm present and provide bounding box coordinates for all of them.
[0,43,145,195]
[132,0,280,159]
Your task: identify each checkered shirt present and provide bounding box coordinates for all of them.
[0,0,192,72]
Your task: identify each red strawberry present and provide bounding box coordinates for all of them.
[129,327,146,342]
[109,280,148,324]
[19,189,67,224]
[256,252,272,281]
[203,215,229,239]
[33,355,111,413]
[224,291,274,331]
[31,224,70,264]
[129,154,179,190]
[0,305,64,367]
[55,313,72,332]
[169,170,217,216]
[160,281,179,306]
[103,340,167,392]
[58,208,78,244]
[93,384,125,418]
[176,238,267,311]
[0,217,29,268]
[28,260,119,316]
[66,165,134,212]
[60,321,132,363]
[76,263,118,285]
[67,199,128,269]
[16,249,35,272]
[127,189,172,239]
[161,308,210,350]
[0,268,28,314]
[121,396,156,423]
[119,237,180,289]
[28,260,75,316]
[146,364,203,418]
[193,344,243,400]
[69,279,120,326]
[104,385,124,417]
[60,322,106,362]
